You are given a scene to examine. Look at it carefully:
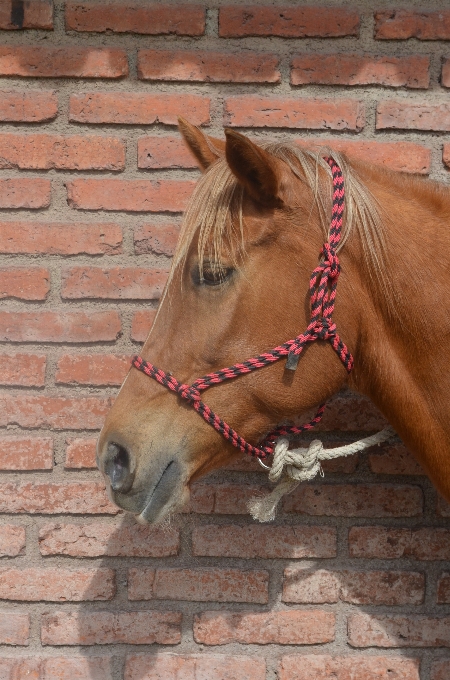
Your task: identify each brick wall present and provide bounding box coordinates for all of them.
[0,1,450,678]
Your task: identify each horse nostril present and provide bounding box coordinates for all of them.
[104,442,133,493]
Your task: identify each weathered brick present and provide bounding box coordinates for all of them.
[0,394,113,429]
[0,46,127,78]
[0,134,125,171]
[66,2,205,35]
[284,484,423,517]
[0,0,53,29]
[67,179,195,212]
[377,101,450,132]
[443,58,450,89]
[291,54,429,88]
[348,614,450,647]
[220,6,359,38]
[0,221,122,255]
[279,655,420,680]
[0,657,113,680]
[437,495,450,517]
[65,437,97,469]
[125,653,266,680]
[431,660,450,680]
[0,436,52,470]
[368,444,425,475]
[41,610,181,645]
[299,139,430,174]
[131,310,156,342]
[444,144,450,169]
[438,573,450,604]
[0,353,46,386]
[317,395,387,431]
[282,568,424,605]
[0,612,29,645]
[0,267,49,300]
[138,49,280,83]
[0,482,117,514]
[0,178,50,209]
[39,522,179,557]
[0,567,115,601]
[224,96,365,131]
[56,354,130,386]
[375,10,450,40]
[189,482,264,515]
[0,90,57,122]
[0,525,26,557]
[194,610,335,645]
[192,524,336,559]
[138,137,197,169]
[69,93,210,125]
[0,310,121,343]
[128,567,269,603]
[349,526,450,561]
[134,223,180,256]
[61,266,168,300]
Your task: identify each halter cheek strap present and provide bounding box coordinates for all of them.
[132,157,354,461]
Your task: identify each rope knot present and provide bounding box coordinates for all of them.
[178,384,201,403]
[314,318,337,340]
[321,243,340,279]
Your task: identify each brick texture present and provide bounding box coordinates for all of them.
[0,178,51,209]
[349,526,450,560]
[56,353,129,385]
[0,658,113,680]
[0,267,49,300]
[278,656,420,680]
[0,0,53,30]
[431,660,450,680]
[134,223,180,256]
[0,436,52,470]
[61,267,168,300]
[125,654,266,680]
[0,567,115,601]
[65,437,97,468]
[0,482,117,514]
[131,309,156,342]
[375,10,450,40]
[0,90,57,122]
[66,179,195,212]
[0,353,46,386]
[377,102,450,132]
[0,394,113,429]
[0,46,128,78]
[0,221,122,255]
[348,614,450,648]
[0,310,121,343]
[0,525,26,556]
[0,612,30,645]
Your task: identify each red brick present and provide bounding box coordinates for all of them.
[41,610,181,645]
[128,567,269,603]
[375,10,450,40]
[284,484,423,517]
[0,221,122,255]
[0,436,52,470]
[67,179,195,212]
[0,612,29,645]
[349,526,450,561]
[292,54,429,88]
[0,46,127,78]
[225,96,365,131]
[438,495,450,517]
[56,354,130,386]
[0,394,113,429]
[0,526,26,557]
[65,437,97,469]
[431,660,450,680]
[125,654,266,680]
[0,353,46,386]
[0,567,115,601]
[369,444,425,475]
[0,310,121,343]
[0,658,113,680]
[131,310,156,342]
[0,178,50,208]
[0,0,53,29]
[348,614,450,647]
[443,59,450,88]
[66,2,205,35]
[377,101,450,132]
[134,223,180,256]
[194,610,335,645]
[438,573,450,604]
[138,49,280,83]
[61,266,168,300]
[0,90,57,122]
[220,6,359,37]
[444,144,450,169]
[282,568,424,605]
[138,137,197,169]
[0,267,49,300]
[0,134,125,171]
[0,482,117,514]
[192,524,336,559]
[189,482,264,515]
[69,92,209,125]
[298,139,430,174]
[279,655,420,680]
[39,522,179,557]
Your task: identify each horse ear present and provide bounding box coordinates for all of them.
[224,129,282,207]
[178,117,224,171]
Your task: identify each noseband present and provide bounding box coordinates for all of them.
[132,157,353,461]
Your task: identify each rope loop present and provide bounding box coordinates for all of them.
[178,384,201,403]
[321,242,340,279]
[314,318,336,340]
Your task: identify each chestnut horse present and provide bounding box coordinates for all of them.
[97,119,450,523]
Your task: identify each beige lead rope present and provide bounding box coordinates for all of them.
[248,426,396,522]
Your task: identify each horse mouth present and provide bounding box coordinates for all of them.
[136,459,182,523]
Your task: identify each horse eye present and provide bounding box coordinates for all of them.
[194,264,234,287]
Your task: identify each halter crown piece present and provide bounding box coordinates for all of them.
[132,157,354,459]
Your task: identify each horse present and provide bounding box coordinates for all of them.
[97,117,450,524]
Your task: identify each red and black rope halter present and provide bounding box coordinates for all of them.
[132,157,354,460]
